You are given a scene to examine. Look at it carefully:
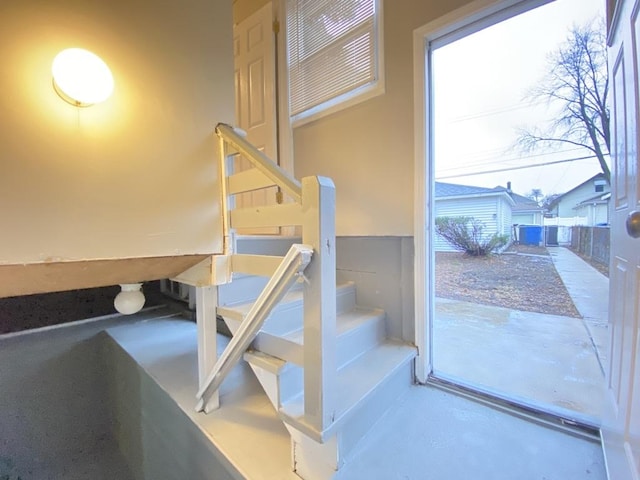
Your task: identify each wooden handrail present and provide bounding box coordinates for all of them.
[208,125,338,437]
[215,123,302,203]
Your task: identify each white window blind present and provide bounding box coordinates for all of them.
[286,0,378,118]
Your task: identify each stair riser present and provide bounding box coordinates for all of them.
[338,356,413,459]
[220,285,356,337]
[278,365,304,406]
[290,357,414,480]
[336,314,386,366]
[252,313,386,368]
[218,275,268,306]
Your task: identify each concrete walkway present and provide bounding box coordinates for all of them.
[548,246,609,372]
[434,246,609,423]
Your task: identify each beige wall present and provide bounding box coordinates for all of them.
[293,0,473,236]
[234,0,271,24]
[0,0,234,264]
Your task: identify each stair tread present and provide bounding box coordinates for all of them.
[217,281,355,320]
[281,306,385,345]
[279,340,416,440]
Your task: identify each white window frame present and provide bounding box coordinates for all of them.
[283,0,385,127]
[412,0,551,383]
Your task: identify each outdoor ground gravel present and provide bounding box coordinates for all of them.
[435,244,581,318]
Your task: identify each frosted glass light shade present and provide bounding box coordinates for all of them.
[114,283,146,315]
[52,48,114,106]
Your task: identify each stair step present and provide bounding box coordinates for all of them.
[218,281,356,336]
[253,306,386,367]
[278,340,416,443]
[217,274,269,306]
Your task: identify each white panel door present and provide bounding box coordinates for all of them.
[602,1,640,478]
[234,2,279,235]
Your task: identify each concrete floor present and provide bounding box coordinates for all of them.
[0,312,147,480]
[433,247,609,424]
[108,317,607,480]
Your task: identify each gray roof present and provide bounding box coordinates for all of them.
[435,182,502,198]
[492,187,541,212]
[575,192,611,206]
[435,182,534,210]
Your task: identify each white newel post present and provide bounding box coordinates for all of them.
[301,176,337,433]
[196,285,219,412]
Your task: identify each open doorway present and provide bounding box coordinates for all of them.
[426,0,609,427]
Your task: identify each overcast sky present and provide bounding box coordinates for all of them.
[432,0,606,198]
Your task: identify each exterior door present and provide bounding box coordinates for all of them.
[602,1,640,478]
[234,2,279,234]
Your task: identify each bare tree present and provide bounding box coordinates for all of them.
[518,19,610,183]
[526,188,544,206]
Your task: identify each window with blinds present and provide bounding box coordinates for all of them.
[286,0,382,123]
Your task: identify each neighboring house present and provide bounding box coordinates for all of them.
[434,181,515,251]
[547,173,611,225]
[496,182,545,226]
[573,192,611,226]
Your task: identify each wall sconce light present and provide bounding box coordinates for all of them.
[52,48,114,107]
[114,283,146,315]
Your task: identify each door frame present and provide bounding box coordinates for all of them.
[274,0,295,178]
[412,0,553,383]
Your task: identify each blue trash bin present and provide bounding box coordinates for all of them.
[519,225,543,245]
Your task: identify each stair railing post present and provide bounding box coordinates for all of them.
[301,176,337,432]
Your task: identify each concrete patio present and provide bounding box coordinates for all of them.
[433,247,609,425]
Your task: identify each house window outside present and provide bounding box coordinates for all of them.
[594,180,606,192]
[286,0,383,125]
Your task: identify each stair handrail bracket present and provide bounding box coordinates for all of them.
[209,124,338,437]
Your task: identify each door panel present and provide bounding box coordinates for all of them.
[602,0,640,478]
[233,3,279,235]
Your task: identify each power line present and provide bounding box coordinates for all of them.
[446,99,547,123]
[436,147,585,173]
[435,155,597,180]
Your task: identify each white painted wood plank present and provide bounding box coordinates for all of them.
[218,136,233,256]
[231,254,284,277]
[230,203,303,229]
[228,168,276,195]
[301,175,337,433]
[196,285,219,413]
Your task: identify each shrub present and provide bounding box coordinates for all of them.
[435,216,509,256]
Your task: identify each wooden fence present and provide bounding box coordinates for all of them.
[570,226,610,267]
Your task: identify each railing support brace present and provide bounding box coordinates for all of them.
[302,176,337,433]
[196,244,313,412]
[196,285,219,413]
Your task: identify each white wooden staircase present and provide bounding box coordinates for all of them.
[179,124,416,480]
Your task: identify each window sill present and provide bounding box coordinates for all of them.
[291,80,385,128]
